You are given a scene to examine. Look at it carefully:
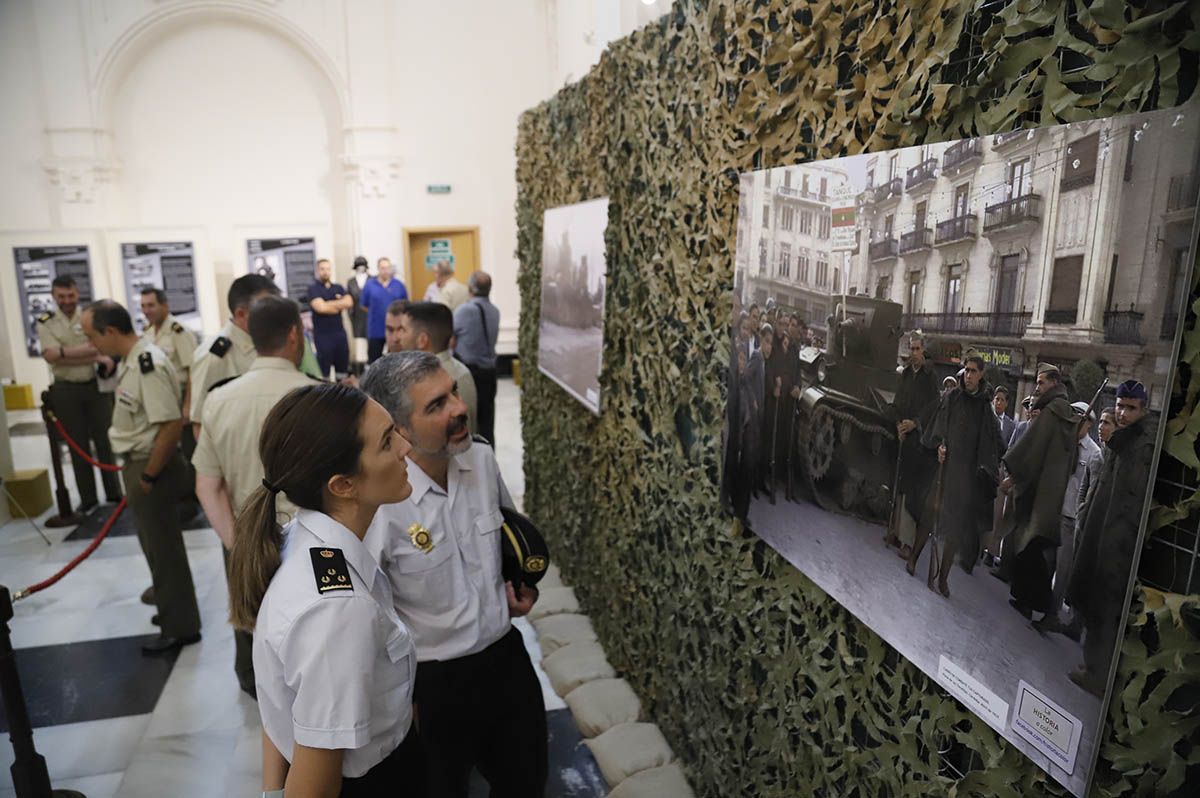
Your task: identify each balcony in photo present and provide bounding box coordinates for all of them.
[777,185,827,204]
[868,177,903,204]
[901,310,1031,338]
[869,238,899,262]
[1162,310,1180,340]
[899,227,933,255]
[1103,306,1145,346]
[943,138,982,172]
[906,158,938,191]
[935,214,977,245]
[1167,173,1198,213]
[984,194,1041,232]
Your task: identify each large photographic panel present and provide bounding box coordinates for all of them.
[13,245,93,357]
[246,237,317,304]
[120,241,201,336]
[725,105,1200,796]
[538,197,610,414]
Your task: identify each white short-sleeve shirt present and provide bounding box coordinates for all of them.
[253,509,416,777]
[365,441,513,662]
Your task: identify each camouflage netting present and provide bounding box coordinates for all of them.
[515,2,1200,795]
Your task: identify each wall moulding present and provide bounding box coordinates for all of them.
[40,156,121,204]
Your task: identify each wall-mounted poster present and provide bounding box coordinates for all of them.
[246,237,316,304]
[121,242,201,335]
[725,104,1200,797]
[538,197,609,414]
[13,245,93,357]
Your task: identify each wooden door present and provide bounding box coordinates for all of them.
[403,227,481,302]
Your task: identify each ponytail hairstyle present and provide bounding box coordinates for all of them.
[228,382,369,630]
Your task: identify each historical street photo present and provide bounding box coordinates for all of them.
[723,105,1200,796]
[538,197,609,414]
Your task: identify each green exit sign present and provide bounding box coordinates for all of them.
[426,184,452,194]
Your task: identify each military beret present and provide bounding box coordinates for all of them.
[1036,362,1060,378]
[1116,379,1148,401]
[499,506,549,591]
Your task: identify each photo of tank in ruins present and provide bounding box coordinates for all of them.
[538,197,609,414]
[724,104,1200,798]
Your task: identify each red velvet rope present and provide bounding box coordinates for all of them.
[49,416,122,472]
[13,498,127,601]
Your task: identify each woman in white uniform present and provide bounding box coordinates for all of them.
[228,382,424,796]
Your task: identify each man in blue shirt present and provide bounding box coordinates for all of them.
[304,258,352,378]
[360,256,408,363]
[453,271,500,444]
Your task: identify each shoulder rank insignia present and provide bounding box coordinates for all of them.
[138,351,155,374]
[36,311,54,324]
[171,321,184,334]
[309,548,353,594]
[408,523,434,554]
[471,434,491,445]
[209,336,232,357]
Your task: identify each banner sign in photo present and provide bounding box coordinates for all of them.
[121,242,201,336]
[13,245,93,357]
[246,237,317,305]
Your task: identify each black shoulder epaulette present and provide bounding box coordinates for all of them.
[171,321,184,334]
[138,352,155,374]
[208,375,240,393]
[472,434,491,445]
[209,336,232,357]
[36,311,54,324]
[310,548,353,595]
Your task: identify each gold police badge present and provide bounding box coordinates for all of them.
[408,523,434,554]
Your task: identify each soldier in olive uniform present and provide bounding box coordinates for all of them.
[192,295,315,696]
[188,274,279,436]
[82,300,202,654]
[139,288,196,400]
[37,275,122,511]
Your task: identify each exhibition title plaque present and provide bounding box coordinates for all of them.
[538,197,610,414]
[246,237,316,305]
[725,105,1200,796]
[13,245,93,357]
[121,242,201,335]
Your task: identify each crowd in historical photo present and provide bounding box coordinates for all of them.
[723,293,1158,698]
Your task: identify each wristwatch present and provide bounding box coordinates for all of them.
[140,471,159,485]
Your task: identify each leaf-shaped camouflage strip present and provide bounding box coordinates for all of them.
[515,1,1200,795]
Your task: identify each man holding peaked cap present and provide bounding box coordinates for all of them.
[360,351,548,797]
[1067,378,1155,696]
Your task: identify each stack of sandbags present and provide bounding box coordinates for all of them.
[530,563,695,797]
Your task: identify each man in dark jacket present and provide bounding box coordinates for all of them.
[1002,363,1079,620]
[764,324,799,503]
[1066,380,1156,697]
[887,333,940,560]
[907,353,1002,597]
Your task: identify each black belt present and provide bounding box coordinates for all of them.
[55,378,97,386]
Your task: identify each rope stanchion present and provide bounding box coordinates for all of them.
[11,499,126,602]
[47,414,121,472]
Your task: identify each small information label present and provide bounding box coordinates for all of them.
[1012,680,1081,774]
[937,656,1009,734]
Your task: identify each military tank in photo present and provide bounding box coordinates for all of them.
[790,295,904,521]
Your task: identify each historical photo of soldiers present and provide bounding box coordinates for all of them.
[723,105,1200,797]
[538,197,609,414]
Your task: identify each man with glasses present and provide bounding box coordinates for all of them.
[1066,380,1155,696]
[1001,362,1079,622]
[906,353,1003,597]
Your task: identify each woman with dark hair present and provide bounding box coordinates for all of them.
[229,382,423,796]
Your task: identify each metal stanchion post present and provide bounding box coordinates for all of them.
[39,392,81,529]
[0,586,85,798]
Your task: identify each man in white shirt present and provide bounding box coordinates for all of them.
[423,260,469,311]
[361,352,546,798]
[384,300,478,435]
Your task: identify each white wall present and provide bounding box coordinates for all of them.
[0,0,666,397]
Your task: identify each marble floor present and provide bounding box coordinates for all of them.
[0,378,599,798]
